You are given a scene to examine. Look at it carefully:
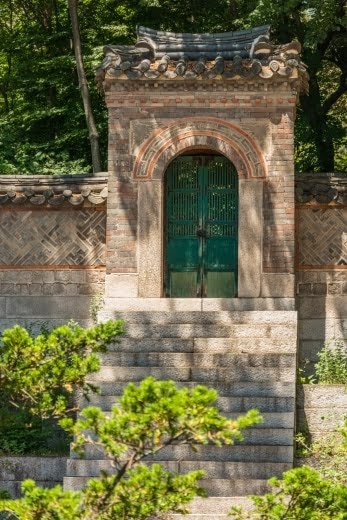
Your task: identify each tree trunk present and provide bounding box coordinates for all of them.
[300,75,335,172]
[68,0,102,173]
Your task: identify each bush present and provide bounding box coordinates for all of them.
[229,466,347,520]
[295,416,347,485]
[315,340,347,384]
[0,320,124,418]
[0,377,262,520]
[0,319,123,455]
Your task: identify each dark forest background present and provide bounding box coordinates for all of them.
[0,0,345,174]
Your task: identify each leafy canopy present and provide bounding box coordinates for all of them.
[0,0,345,173]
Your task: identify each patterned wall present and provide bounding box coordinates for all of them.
[297,207,346,267]
[0,209,106,266]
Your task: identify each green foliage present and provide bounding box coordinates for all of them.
[0,480,81,520]
[89,292,104,325]
[0,377,262,520]
[0,406,70,456]
[62,377,262,458]
[0,319,124,418]
[0,0,345,173]
[295,416,347,484]
[315,339,347,384]
[229,466,347,520]
[0,490,10,500]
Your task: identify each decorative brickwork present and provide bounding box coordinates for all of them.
[297,207,346,268]
[133,117,267,180]
[0,208,106,267]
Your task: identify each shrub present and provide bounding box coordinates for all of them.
[315,339,347,384]
[229,466,347,520]
[0,377,262,520]
[0,320,124,418]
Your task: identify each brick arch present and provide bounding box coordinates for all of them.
[133,117,267,180]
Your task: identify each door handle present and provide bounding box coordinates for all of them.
[196,226,207,238]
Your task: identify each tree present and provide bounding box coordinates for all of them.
[246,0,347,172]
[0,377,262,519]
[0,0,345,173]
[68,0,102,173]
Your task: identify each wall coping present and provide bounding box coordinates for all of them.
[295,173,346,205]
[0,174,108,207]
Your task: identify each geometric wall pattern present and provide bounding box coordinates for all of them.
[0,209,106,266]
[297,207,347,266]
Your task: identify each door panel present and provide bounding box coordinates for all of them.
[165,155,238,298]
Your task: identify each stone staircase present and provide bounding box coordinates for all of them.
[64,302,297,518]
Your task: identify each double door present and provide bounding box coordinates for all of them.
[165,155,238,298]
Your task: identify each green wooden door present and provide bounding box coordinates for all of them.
[165,155,238,298]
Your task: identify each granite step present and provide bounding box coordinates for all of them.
[88,391,294,414]
[63,475,270,496]
[106,336,295,353]
[98,352,296,368]
[66,459,290,479]
[95,380,295,399]
[89,365,296,383]
[121,323,296,339]
[70,444,293,463]
[108,310,296,325]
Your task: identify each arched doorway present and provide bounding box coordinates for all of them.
[164,154,238,298]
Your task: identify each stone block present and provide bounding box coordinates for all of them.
[298,340,322,363]
[261,274,295,297]
[122,322,296,340]
[5,296,93,319]
[297,384,347,408]
[299,318,336,340]
[90,366,191,382]
[112,310,297,325]
[190,366,295,383]
[105,273,137,297]
[100,297,202,313]
[138,181,162,297]
[194,337,296,354]
[80,394,294,414]
[0,297,5,316]
[297,296,347,319]
[0,457,67,481]
[200,478,269,497]
[202,298,295,311]
[174,496,253,516]
[335,319,347,338]
[42,271,55,283]
[297,408,347,433]
[238,179,262,297]
[107,337,194,353]
[178,461,291,479]
[150,444,293,463]
[240,428,293,446]
[99,351,194,367]
[92,381,295,400]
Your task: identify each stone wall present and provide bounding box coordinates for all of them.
[295,174,347,372]
[296,385,347,442]
[0,173,345,353]
[0,175,107,330]
[0,457,67,497]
